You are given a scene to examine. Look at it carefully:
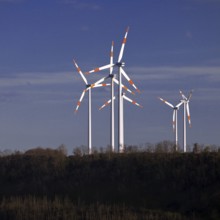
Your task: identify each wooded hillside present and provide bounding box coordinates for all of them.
[0,149,220,219]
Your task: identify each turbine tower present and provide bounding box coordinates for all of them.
[110,42,115,151]
[73,59,110,154]
[179,90,193,153]
[86,27,140,153]
[158,97,183,151]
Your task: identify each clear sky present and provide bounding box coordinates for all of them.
[0,0,220,154]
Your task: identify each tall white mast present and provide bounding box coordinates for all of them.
[110,75,115,152]
[110,42,115,152]
[179,90,193,153]
[88,88,92,154]
[118,64,123,152]
[175,109,178,151]
[183,101,187,152]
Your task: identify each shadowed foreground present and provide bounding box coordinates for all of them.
[0,148,220,219]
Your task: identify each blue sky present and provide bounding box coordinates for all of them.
[0,0,220,153]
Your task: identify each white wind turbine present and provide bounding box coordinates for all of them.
[158,97,183,151]
[179,90,193,152]
[86,27,140,153]
[73,59,110,154]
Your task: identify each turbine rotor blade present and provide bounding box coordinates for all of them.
[188,90,193,100]
[158,97,174,108]
[121,68,140,93]
[176,101,183,108]
[118,27,129,63]
[85,63,114,75]
[110,41,114,75]
[186,102,191,127]
[75,89,87,112]
[99,96,116,110]
[75,81,110,112]
[113,78,135,95]
[73,59,88,85]
[123,94,143,108]
[179,90,187,100]
[92,76,110,86]
[91,83,111,88]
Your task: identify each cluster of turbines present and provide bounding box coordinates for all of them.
[158,90,193,152]
[73,27,193,154]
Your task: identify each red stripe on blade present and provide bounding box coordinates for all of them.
[129,80,134,85]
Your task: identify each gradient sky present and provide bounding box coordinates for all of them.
[0,0,220,154]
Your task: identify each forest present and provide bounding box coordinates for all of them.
[0,145,220,220]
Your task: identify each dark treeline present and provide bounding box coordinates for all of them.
[74,141,220,155]
[0,147,220,219]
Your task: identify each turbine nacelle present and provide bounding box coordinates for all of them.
[116,62,125,67]
[109,73,115,78]
[181,99,189,103]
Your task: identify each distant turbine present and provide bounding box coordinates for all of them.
[73,59,110,154]
[179,90,193,152]
[86,27,140,153]
[158,97,183,151]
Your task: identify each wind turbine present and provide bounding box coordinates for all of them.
[86,27,140,153]
[73,59,110,154]
[179,90,193,152]
[158,97,183,151]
